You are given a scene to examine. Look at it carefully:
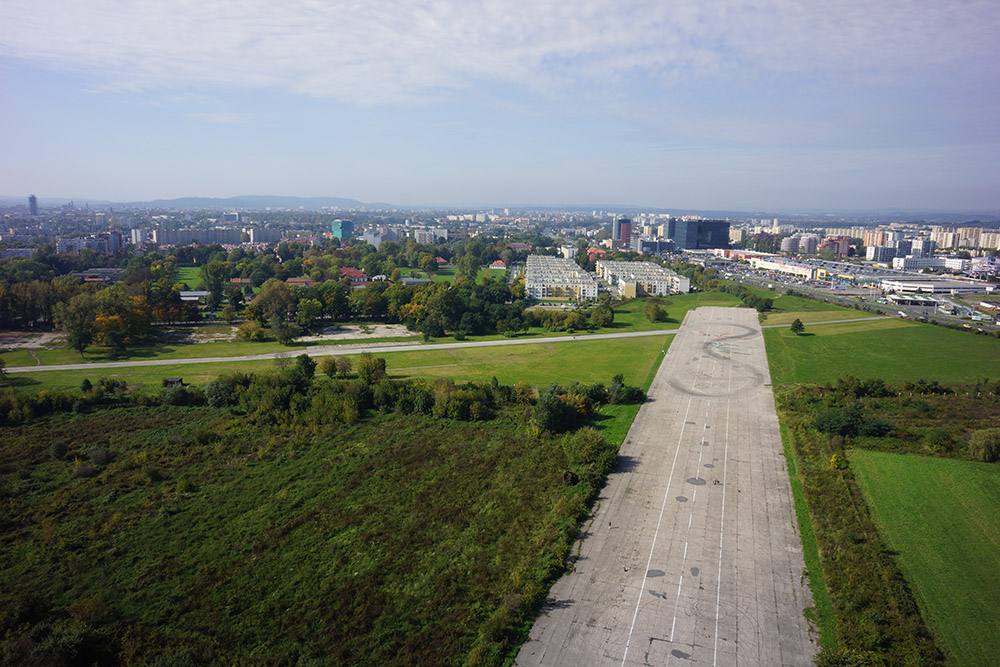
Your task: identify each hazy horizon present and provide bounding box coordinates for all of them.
[2,1,998,210]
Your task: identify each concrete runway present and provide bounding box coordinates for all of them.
[517,307,816,666]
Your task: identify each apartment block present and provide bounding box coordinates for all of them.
[524,255,598,300]
[595,260,690,296]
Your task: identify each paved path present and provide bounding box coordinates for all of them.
[5,315,888,374]
[517,306,816,666]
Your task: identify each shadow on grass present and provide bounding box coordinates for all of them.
[84,345,177,362]
[1,375,41,388]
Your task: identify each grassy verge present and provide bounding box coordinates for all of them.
[774,406,945,664]
[851,450,1000,667]
[778,421,836,652]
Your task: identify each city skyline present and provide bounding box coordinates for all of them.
[2,1,998,210]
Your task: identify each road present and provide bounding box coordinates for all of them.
[516,306,816,666]
[5,316,889,374]
[736,274,1000,333]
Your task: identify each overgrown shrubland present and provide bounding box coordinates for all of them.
[0,356,646,665]
[777,375,1000,665]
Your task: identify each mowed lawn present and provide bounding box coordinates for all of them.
[850,450,1000,667]
[173,266,203,289]
[763,293,857,325]
[764,319,1000,385]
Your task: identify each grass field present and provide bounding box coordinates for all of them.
[173,266,203,289]
[764,319,1000,385]
[851,450,1000,667]
[430,267,457,282]
[476,267,508,283]
[7,335,673,396]
[762,292,857,326]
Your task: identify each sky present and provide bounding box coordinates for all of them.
[1,0,998,211]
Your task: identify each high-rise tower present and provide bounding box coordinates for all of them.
[29,195,38,215]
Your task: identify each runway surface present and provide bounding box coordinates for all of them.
[517,306,816,666]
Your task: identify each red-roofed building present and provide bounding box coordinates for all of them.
[489,260,507,269]
[340,267,368,282]
[587,247,607,261]
[506,243,531,251]
[435,256,448,264]
[285,277,318,287]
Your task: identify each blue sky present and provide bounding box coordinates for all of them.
[1,0,998,210]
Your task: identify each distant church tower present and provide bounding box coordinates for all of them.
[29,195,38,215]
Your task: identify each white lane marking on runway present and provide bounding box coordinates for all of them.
[620,351,706,666]
[713,320,736,666]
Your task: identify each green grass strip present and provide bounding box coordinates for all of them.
[779,421,836,652]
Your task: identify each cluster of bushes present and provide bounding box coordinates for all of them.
[526,309,590,332]
[534,376,646,433]
[813,402,893,438]
[1,355,647,442]
[0,377,133,426]
[716,282,773,312]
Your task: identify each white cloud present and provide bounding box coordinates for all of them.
[1,1,997,106]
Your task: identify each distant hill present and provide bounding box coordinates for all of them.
[125,195,373,210]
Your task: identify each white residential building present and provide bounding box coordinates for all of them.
[595,260,690,295]
[524,255,598,300]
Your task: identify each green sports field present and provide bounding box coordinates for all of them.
[764,319,1000,385]
[851,450,1000,667]
[173,266,203,289]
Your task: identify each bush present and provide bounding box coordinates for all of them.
[74,463,96,478]
[968,428,1000,463]
[235,320,267,342]
[89,449,113,465]
[49,440,68,459]
[204,381,235,407]
[162,386,188,406]
[534,385,578,433]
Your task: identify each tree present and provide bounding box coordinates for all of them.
[294,354,316,380]
[318,356,338,378]
[790,318,805,335]
[296,298,324,331]
[54,292,98,356]
[269,315,302,345]
[591,304,614,328]
[643,300,666,322]
[357,352,387,384]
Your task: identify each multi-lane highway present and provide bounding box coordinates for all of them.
[517,306,816,666]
